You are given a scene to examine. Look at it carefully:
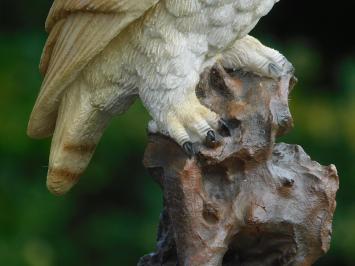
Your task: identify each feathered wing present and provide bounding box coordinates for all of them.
[27,0,158,195]
[28,0,159,138]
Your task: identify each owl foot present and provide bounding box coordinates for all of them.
[180,130,218,157]
[221,35,294,79]
[148,91,220,156]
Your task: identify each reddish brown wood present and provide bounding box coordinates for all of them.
[138,65,339,266]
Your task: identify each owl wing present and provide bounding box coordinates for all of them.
[28,0,158,138]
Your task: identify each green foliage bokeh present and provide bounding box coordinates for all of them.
[0,2,354,265]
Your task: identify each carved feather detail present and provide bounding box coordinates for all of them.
[29,0,158,138]
[45,0,159,31]
[28,0,158,195]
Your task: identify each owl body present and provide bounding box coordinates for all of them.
[28,0,285,195]
[83,0,276,126]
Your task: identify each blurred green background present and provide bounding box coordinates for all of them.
[0,1,354,265]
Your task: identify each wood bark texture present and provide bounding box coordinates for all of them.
[138,64,339,266]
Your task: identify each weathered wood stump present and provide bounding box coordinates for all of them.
[138,64,339,266]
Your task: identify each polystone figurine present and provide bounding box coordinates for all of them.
[27,0,293,195]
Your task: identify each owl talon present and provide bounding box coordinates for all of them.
[219,119,231,137]
[183,142,195,157]
[221,35,294,80]
[206,130,216,143]
[268,63,283,77]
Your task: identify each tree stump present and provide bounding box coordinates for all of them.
[138,64,339,266]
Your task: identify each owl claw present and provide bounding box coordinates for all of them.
[219,119,231,137]
[206,130,216,143]
[268,63,283,77]
[183,142,195,157]
[264,56,294,79]
[221,35,294,80]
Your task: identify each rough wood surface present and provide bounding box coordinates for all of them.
[138,64,339,266]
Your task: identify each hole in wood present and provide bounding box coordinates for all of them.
[222,225,296,265]
[202,203,219,224]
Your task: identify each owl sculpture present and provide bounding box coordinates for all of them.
[28,0,293,195]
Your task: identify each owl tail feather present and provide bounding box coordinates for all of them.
[46,81,111,196]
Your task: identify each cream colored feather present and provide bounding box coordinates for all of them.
[27,0,158,195]
[28,0,158,138]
